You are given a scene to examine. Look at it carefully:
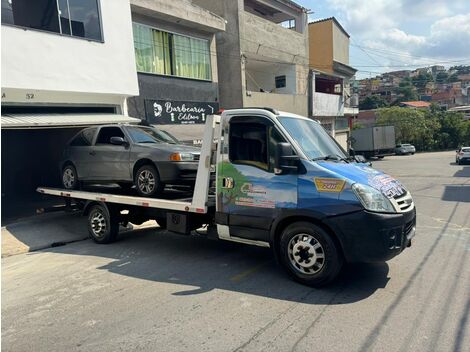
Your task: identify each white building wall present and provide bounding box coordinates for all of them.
[1,0,139,108]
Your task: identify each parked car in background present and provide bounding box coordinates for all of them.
[395,143,416,155]
[61,124,200,196]
[456,146,470,165]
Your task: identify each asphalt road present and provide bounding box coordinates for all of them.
[2,151,469,352]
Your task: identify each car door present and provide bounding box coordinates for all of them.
[89,126,131,181]
[67,127,97,179]
[218,115,298,242]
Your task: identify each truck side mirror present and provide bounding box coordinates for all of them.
[275,142,299,174]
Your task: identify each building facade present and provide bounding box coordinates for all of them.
[1,0,139,202]
[126,0,225,142]
[193,0,309,116]
[308,17,358,150]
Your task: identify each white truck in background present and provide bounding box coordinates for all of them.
[350,126,396,159]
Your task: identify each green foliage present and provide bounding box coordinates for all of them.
[435,71,449,84]
[376,107,467,151]
[448,73,459,83]
[412,73,434,91]
[449,65,470,75]
[397,77,418,102]
[359,95,389,110]
[352,123,364,130]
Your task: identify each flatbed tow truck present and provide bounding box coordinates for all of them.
[38,108,416,286]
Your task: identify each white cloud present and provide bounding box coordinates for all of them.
[417,13,470,58]
[323,0,470,75]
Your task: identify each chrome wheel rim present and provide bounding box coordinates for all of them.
[90,210,107,238]
[138,170,155,194]
[288,233,325,275]
[63,168,75,188]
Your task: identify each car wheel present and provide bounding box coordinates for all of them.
[135,164,164,197]
[87,204,119,244]
[279,222,343,287]
[62,164,79,190]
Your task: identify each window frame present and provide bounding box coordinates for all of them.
[95,126,125,146]
[1,0,104,43]
[228,115,289,173]
[68,127,97,148]
[132,22,212,82]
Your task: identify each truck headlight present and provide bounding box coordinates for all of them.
[169,153,195,161]
[352,183,395,213]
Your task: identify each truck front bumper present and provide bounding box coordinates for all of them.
[324,208,416,263]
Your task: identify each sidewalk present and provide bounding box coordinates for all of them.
[1,211,159,258]
[1,212,89,257]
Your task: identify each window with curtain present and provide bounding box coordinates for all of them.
[132,22,211,81]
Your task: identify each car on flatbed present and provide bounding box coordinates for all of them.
[456,146,470,165]
[61,124,200,196]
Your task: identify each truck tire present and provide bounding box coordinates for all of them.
[279,222,343,287]
[135,164,164,197]
[87,204,119,244]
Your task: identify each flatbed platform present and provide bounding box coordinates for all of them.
[37,187,213,213]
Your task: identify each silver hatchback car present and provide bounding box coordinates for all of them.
[61,124,200,196]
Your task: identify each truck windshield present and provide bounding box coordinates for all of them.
[278,116,347,160]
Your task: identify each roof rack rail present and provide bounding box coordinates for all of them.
[242,107,280,115]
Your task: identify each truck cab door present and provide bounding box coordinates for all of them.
[216,115,298,243]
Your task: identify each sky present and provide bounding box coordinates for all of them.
[296,0,470,79]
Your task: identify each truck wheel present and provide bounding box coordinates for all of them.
[87,204,119,244]
[279,222,343,287]
[135,164,164,197]
[62,164,79,190]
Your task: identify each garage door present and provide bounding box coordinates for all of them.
[1,113,141,221]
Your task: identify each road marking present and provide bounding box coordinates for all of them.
[230,262,269,283]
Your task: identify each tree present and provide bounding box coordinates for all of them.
[435,71,449,84]
[376,107,439,150]
[412,73,434,92]
[397,77,418,102]
[449,65,470,75]
[359,95,388,110]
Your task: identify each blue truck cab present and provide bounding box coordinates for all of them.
[215,108,416,286]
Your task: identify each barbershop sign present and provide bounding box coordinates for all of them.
[145,99,219,125]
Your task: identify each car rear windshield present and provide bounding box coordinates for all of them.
[462,148,470,152]
[126,126,177,144]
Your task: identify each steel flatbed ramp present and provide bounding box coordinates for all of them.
[36,187,205,213]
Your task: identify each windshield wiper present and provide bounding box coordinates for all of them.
[312,154,349,163]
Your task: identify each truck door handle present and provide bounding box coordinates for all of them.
[222,177,234,189]
[89,151,96,156]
